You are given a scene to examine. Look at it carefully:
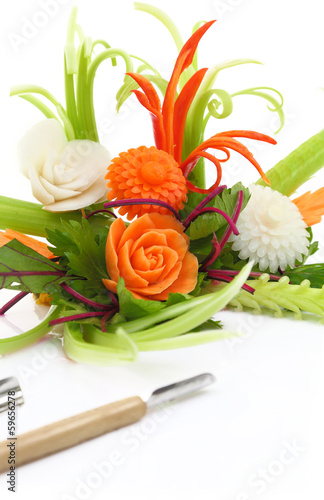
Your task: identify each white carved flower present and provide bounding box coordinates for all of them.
[18,119,111,212]
[230,185,309,273]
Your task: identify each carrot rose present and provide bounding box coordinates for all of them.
[103,213,198,300]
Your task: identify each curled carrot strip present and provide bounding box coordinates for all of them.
[181,133,273,185]
[184,151,222,194]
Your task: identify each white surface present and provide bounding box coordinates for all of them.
[1,0,324,499]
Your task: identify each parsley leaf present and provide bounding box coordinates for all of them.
[185,183,250,240]
[284,264,324,288]
[116,278,199,320]
[47,218,109,294]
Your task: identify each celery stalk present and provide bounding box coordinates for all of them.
[0,305,62,354]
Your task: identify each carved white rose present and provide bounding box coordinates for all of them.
[18,119,111,212]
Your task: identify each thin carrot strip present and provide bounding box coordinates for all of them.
[214,130,277,145]
[184,151,222,193]
[180,136,271,184]
[127,72,162,110]
[132,90,166,150]
[173,68,208,164]
[162,21,216,155]
[162,49,191,154]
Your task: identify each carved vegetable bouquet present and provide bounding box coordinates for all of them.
[0,4,323,364]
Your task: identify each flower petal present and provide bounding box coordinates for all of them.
[54,140,111,187]
[39,176,80,201]
[28,164,55,206]
[105,217,125,282]
[102,279,118,294]
[117,213,156,250]
[18,119,68,177]
[147,251,198,300]
[43,177,107,211]
[130,261,182,297]
[118,240,148,288]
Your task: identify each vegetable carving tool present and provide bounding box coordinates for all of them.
[0,373,215,471]
[0,376,24,413]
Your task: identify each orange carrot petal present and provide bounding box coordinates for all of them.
[293,187,324,226]
[173,67,208,164]
[162,21,216,155]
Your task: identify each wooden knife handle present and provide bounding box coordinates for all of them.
[0,396,146,472]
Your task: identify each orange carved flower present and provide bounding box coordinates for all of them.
[106,146,187,221]
[102,213,198,300]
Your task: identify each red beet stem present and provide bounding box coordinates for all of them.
[104,198,182,221]
[219,190,244,251]
[100,308,118,332]
[49,310,107,326]
[207,272,255,294]
[85,209,117,219]
[183,207,238,233]
[0,291,29,315]
[60,283,113,310]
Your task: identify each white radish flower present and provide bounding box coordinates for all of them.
[230,185,309,273]
[18,119,111,212]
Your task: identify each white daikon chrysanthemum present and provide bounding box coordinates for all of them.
[230,185,309,273]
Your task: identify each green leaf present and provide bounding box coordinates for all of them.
[190,318,222,332]
[186,183,250,240]
[164,292,191,307]
[0,239,63,293]
[190,271,207,296]
[117,277,165,319]
[46,226,78,259]
[116,277,200,321]
[47,219,109,294]
[284,264,324,288]
[303,227,319,263]
[189,236,212,258]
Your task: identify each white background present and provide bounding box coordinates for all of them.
[1,0,324,499]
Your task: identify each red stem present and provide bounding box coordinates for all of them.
[219,190,244,251]
[211,269,282,281]
[207,273,255,294]
[104,198,182,221]
[183,207,238,233]
[0,291,29,315]
[60,283,112,310]
[49,310,108,326]
[100,308,118,332]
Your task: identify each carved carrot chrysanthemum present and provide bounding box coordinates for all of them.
[106,146,187,220]
[106,21,276,220]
